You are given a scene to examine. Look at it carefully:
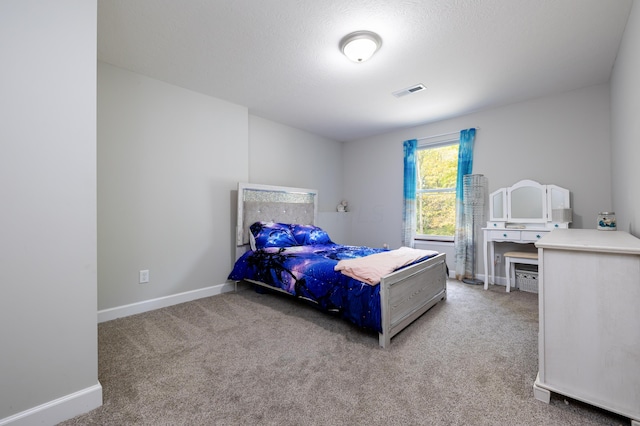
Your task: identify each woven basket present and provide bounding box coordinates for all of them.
[516,269,538,293]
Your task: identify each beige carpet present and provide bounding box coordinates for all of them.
[61,280,629,425]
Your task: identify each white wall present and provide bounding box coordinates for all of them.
[611,0,640,237]
[98,63,249,311]
[344,84,613,277]
[97,65,348,312]
[248,115,348,242]
[248,115,344,213]
[0,1,101,424]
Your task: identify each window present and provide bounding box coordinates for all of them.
[416,140,459,240]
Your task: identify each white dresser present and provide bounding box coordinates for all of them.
[533,229,640,425]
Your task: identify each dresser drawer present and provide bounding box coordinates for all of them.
[521,231,547,242]
[487,230,521,240]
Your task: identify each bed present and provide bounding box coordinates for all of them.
[228,182,447,348]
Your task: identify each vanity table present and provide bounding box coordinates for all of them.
[482,180,570,289]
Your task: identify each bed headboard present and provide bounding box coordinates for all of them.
[236,182,318,246]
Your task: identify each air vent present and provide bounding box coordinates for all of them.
[392,84,426,98]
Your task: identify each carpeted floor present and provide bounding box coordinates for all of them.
[60,280,629,425]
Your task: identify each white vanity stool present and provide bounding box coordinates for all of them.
[503,251,538,292]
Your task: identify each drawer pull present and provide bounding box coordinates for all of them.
[503,233,507,237]
[536,234,541,239]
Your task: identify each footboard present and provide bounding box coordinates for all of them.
[378,252,447,348]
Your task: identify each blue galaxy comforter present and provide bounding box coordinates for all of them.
[228,244,389,332]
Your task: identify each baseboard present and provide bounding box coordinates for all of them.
[473,274,507,287]
[0,383,102,426]
[97,282,235,323]
[453,274,507,287]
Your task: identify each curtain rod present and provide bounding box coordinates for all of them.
[417,127,480,141]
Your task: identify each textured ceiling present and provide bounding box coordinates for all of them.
[98,0,633,142]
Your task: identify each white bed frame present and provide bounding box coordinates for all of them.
[234,182,447,348]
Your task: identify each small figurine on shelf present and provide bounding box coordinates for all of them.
[337,199,348,212]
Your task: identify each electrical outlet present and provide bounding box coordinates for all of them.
[139,269,149,283]
[495,254,502,264]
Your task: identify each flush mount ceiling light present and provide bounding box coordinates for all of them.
[340,31,382,63]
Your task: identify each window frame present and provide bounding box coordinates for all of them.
[415,137,459,242]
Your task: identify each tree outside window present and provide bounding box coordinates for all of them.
[416,142,459,240]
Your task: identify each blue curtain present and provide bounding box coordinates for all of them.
[402,139,418,247]
[454,128,476,279]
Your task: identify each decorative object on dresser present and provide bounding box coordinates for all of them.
[483,180,571,290]
[461,174,488,285]
[597,211,616,230]
[533,229,640,426]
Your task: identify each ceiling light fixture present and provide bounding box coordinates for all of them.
[340,31,382,63]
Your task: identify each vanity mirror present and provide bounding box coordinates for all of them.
[491,188,506,221]
[489,179,569,228]
[508,180,546,223]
